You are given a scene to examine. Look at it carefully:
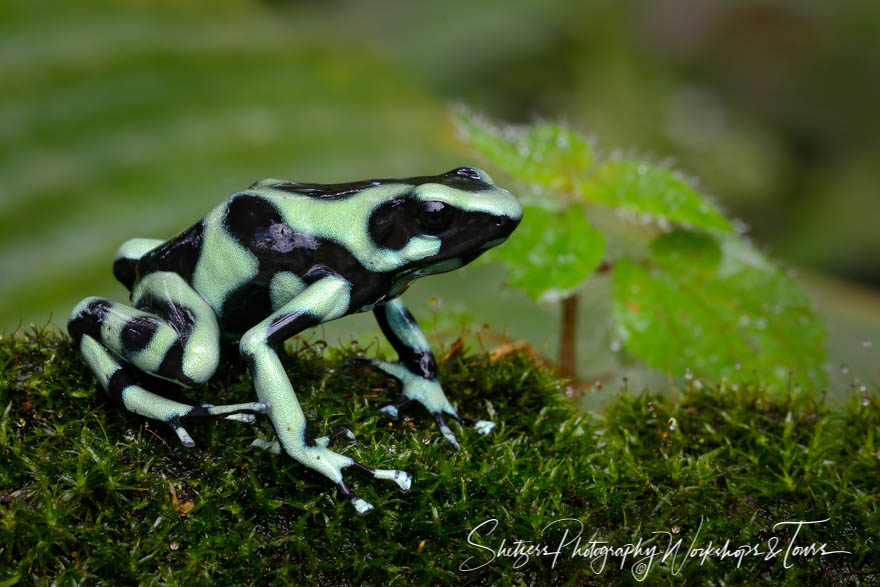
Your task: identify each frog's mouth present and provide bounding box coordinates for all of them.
[397,257,466,281]
[480,236,509,250]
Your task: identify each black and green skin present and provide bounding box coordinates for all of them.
[68,166,522,514]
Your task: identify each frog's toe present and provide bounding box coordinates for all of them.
[449,412,496,436]
[433,412,461,450]
[251,438,282,454]
[168,418,196,447]
[379,404,399,420]
[337,480,374,515]
[352,497,374,515]
[185,401,270,420]
[379,395,411,421]
[349,460,413,492]
[315,426,357,448]
[386,469,413,492]
[473,420,496,435]
[225,413,257,424]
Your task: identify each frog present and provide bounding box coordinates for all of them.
[67,166,522,514]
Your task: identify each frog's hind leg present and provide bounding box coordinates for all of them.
[112,238,164,290]
[74,334,260,446]
[68,272,268,446]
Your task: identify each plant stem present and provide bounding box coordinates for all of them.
[560,292,579,380]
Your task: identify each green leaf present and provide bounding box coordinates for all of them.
[612,231,826,390]
[488,203,605,300]
[583,159,734,233]
[454,110,593,192]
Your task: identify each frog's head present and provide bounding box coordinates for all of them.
[368,166,522,278]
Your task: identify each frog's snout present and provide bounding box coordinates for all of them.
[494,209,521,236]
[495,190,523,234]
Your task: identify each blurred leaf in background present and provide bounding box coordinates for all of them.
[490,203,605,300]
[457,109,827,391]
[2,0,878,395]
[613,231,826,388]
[0,0,453,330]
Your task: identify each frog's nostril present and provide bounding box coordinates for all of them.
[493,214,520,235]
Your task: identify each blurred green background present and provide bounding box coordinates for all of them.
[2,0,878,393]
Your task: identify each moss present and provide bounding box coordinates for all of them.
[1,327,877,584]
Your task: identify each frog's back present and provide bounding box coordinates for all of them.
[117,188,363,335]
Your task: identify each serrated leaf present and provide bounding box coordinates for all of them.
[583,159,733,233]
[454,110,593,192]
[488,203,605,300]
[612,231,826,390]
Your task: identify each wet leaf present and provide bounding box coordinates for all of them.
[583,159,733,233]
[486,203,605,300]
[612,230,826,390]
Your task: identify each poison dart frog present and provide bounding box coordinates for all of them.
[68,167,522,514]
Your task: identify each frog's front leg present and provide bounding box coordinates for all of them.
[240,275,411,514]
[358,298,495,449]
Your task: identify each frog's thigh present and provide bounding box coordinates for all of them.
[69,287,265,446]
[129,271,221,386]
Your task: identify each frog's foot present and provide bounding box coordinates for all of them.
[380,395,463,449]
[360,359,496,448]
[188,402,270,425]
[381,395,495,444]
[167,401,270,447]
[258,436,411,515]
[250,428,411,515]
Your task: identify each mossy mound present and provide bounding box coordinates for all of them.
[1,328,877,584]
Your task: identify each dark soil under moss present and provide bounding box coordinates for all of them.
[1,328,878,585]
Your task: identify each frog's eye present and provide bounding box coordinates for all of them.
[416,201,456,234]
[444,166,494,185]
